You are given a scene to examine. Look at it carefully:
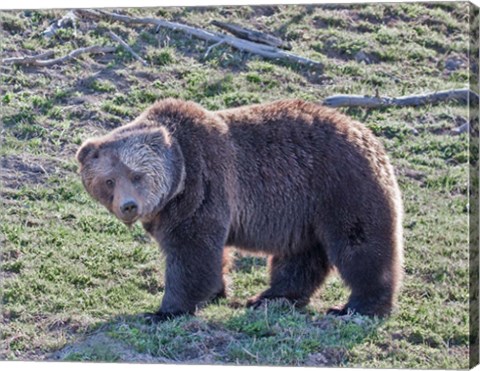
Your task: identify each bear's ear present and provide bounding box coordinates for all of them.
[145,128,171,152]
[76,139,99,165]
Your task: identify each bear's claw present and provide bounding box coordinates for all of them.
[326,306,358,316]
[141,311,190,324]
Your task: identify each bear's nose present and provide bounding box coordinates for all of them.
[120,200,138,216]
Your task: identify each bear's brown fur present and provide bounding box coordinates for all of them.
[77,99,403,320]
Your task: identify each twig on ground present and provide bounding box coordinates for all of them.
[322,89,477,108]
[451,122,469,135]
[2,46,116,67]
[74,9,322,70]
[203,40,225,59]
[108,30,148,66]
[210,20,292,50]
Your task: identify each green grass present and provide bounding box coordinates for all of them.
[0,2,471,368]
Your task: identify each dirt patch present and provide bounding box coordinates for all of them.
[1,154,70,190]
[304,352,331,366]
[304,347,346,366]
[398,167,426,183]
[49,322,243,364]
[162,319,245,363]
[50,332,171,363]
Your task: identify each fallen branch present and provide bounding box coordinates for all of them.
[2,46,115,67]
[210,20,292,50]
[74,9,322,70]
[108,30,148,66]
[7,50,55,62]
[322,89,477,108]
[42,10,77,38]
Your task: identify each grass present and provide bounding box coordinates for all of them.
[0,2,472,368]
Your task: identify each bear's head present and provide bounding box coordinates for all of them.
[76,126,184,226]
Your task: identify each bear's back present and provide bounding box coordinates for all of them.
[216,100,400,254]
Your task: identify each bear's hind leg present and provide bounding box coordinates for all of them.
[328,236,401,317]
[247,246,331,309]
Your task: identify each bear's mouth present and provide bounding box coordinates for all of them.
[115,213,140,227]
[120,216,139,227]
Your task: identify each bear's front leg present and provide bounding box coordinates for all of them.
[148,220,227,322]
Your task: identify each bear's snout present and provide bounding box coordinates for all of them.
[120,200,139,221]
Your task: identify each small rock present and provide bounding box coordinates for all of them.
[444,57,464,71]
[409,126,419,136]
[355,50,370,64]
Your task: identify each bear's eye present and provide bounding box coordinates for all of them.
[132,174,142,183]
[106,179,115,187]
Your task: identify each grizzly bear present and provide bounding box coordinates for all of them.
[76,99,403,321]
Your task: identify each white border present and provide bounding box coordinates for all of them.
[1,0,478,371]
[1,0,471,11]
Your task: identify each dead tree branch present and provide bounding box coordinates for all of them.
[108,30,148,66]
[10,50,55,62]
[2,46,115,67]
[210,20,292,50]
[74,9,322,70]
[322,89,476,108]
[42,10,78,38]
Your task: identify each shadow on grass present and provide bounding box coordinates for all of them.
[48,252,380,365]
[49,300,381,366]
